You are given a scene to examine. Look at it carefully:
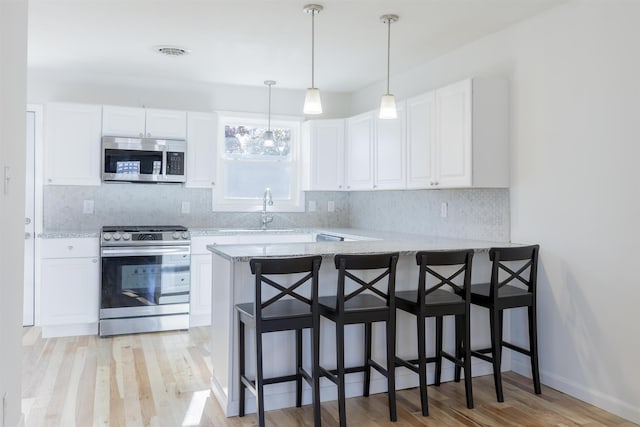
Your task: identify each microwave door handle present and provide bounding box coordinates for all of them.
[101,246,190,257]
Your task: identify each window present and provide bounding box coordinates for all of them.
[213,113,304,212]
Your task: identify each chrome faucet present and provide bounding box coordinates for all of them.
[261,187,274,229]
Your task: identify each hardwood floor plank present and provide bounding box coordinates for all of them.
[21,327,637,427]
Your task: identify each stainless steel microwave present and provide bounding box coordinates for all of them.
[101,136,187,183]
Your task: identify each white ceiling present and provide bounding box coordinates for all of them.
[27,0,565,93]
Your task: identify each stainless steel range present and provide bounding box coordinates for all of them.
[99,225,191,337]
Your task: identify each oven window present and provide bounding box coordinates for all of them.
[101,254,190,308]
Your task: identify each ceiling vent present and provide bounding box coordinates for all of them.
[155,45,190,57]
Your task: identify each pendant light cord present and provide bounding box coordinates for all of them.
[386,18,391,95]
[311,10,316,89]
[268,83,272,131]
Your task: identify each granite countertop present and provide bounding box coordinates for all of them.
[207,230,514,262]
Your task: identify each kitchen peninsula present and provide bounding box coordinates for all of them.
[207,228,516,417]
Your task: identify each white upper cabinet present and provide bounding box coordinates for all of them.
[186,112,217,188]
[406,78,509,189]
[345,112,375,190]
[406,92,436,189]
[303,119,345,191]
[44,102,102,186]
[102,105,187,139]
[374,102,406,190]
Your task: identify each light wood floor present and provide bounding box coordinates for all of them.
[21,326,636,427]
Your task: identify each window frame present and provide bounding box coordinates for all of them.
[212,112,305,212]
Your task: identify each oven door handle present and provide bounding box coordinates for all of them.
[101,246,191,257]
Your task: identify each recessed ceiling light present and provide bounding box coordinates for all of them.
[154,45,190,57]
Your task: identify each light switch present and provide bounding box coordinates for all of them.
[308,201,316,212]
[328,201,335,212]
[181,201,191,214]
[440,202,448,218]
[83,200,94,214]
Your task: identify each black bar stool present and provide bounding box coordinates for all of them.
[395,250,474,416]
[469,245,541,401]
[236,256,323,427]
[317,252,399,427]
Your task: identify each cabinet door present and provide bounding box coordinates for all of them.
[40,257,99,325]
[44,103,102,186]
[406,92,436,189]
[345,112,374,190]
[145,109,187,139]
[186,112,216,188]
[308,119,345,191]
[435,79,472,187]
[102,105,146,137]
[189,254,212,327]
[375,102,406,189]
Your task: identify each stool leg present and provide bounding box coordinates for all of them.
[336,321,347,427]
[255,330,266,426]
[434,316,443,386]
[454,314,463,382]
[529,305,542,394]
[363,322,372,397]
[490,308,504,402]
[238,314,246,417]
[417,315,429,416]
[312,317,322,427]
[463,311,474,409]
[296,328,303,407]
[386,317,397,422]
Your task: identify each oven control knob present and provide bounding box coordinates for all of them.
[181,231,189,239]
[113,232,122,240]
[172,231,181,239]
[103,233,112,241]
[122,233,131,241]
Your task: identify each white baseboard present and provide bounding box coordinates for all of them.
[41,322,98,338]
[511,354,640,424]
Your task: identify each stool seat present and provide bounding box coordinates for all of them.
[396,289,464,307]
[236,300,313,322]
[470,283,534,308]
[318,294,388,313]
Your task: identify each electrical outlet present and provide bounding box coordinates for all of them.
[308,201,316,212]
[328,201,335,212]
[440,202,448,218]
[83,200,94,214]
[181,201,191,214]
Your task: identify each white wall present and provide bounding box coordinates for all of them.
[0,0,27,426]
[353,0,640,422]
[27,69,353,119]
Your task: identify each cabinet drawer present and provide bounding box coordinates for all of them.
[41,237,100,259]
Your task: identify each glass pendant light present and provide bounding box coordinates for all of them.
[264,80,275,147]
[303,4,323,115]
[379,14,399,119]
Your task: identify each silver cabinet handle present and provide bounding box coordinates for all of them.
[92,259,98,263]
[25,232,31,240]
[25,217,31,225]
[67,245,74,250]
[139,132,144,137]
[338,185,342,189]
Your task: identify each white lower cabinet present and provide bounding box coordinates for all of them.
[190,253,214,327]
[40,238,100,337]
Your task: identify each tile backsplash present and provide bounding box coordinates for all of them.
[44,185,349,231]
[44,185,509,242]
[349,188,510,242]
